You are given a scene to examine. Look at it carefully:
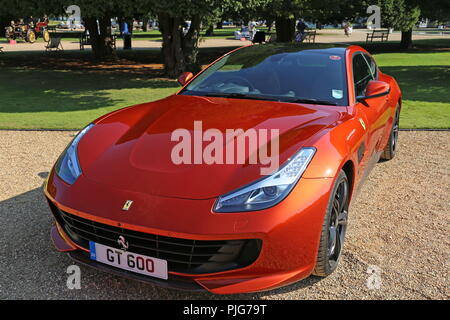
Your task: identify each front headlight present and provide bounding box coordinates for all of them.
[214,147,316,213]
[55,124,94,184]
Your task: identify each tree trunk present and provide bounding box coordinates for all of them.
[84,17,116,60]
[158,13,185,78]
[182,15,201,73]
[117,17,123,37]
[400,29,413,49]
[99,17,116,57]
[266,19,273,32]
[275,17,295,42]
[142,17,149,32]
[158,13,202,77]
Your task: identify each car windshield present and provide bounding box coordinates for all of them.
[181,44,348,106]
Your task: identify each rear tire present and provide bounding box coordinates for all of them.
[380,105,400,161]
[26,30,36,43]
[313,170,349,277]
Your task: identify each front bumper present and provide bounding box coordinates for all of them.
[66,242,205,291]
[45,170,334,294]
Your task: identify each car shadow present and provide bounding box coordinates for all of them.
[0,173,321,299]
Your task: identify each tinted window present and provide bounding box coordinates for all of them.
[353,53,374,97]
[182,45,348,105]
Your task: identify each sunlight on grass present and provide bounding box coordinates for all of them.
[374,51,450,129]
[0,67,179,129]
[0,50,449,129]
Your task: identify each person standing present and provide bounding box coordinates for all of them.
[343,21,353,37]
[296,19,307,42]
[120,20,132,49]
[248,21,257,40]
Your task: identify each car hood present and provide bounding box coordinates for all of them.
[77,95,342,199]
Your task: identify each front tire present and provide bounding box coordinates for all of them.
[42,30,50,42]
[313,170,349,277]
[380,105,400,161]
[26,30,36,43]
[5,27,13,40]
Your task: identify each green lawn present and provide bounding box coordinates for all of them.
[0,68,179,129]
[374,51,450,129]
[114,27,271,41]
[0,26,266,43]
[0,47,449,130]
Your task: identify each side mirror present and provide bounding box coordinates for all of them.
[357,80,390,102]
[177,72,194,86]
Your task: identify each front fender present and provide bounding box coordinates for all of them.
[302,118,363,193]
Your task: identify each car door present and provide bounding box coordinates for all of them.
[352,52,389,181]
[364,52,393,148]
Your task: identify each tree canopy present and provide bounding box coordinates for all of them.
[1,0,449,73]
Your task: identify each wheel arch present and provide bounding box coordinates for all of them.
[341,160,355,201]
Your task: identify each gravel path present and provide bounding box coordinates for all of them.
[0,130,448,299]
[1,29,450,53]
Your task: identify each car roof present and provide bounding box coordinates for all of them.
[231,44,349,58]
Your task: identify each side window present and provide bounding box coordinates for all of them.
[364,53,378,79]
[353,53,374,98]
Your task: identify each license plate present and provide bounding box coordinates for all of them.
[89,241,168,280]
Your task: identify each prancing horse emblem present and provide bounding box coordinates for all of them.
[122,200,133,211]
[117,235,129,251]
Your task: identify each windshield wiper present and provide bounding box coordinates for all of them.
[193,92,339,106]
[204,92,278,101]
[280,97,338,106]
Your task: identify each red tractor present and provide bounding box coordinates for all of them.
[5,18,50,43]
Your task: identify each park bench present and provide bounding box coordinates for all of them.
[252,31,267,44]
[366,29,389,43]
[80,32,117,50]
[303,30,317,43]
[45,36,64,52]
[79,31,91,50]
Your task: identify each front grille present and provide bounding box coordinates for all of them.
[48,201,261,274]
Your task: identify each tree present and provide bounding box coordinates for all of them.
[396,0,450,48]
[0,0,67,32]
[152,0,269,77]
[265,0,369,42]
[75,0,152,59]
[370,0,420,48]
[371,0,404,30]
[221,0,269,25]
[372,0,448,48]
[310,0,419,49]
[0,0,153,59]
[421,0,450,25]
[397,0,421,49]
[269,0,306,42]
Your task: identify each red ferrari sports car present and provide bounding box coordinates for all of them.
[45,44,401,294]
